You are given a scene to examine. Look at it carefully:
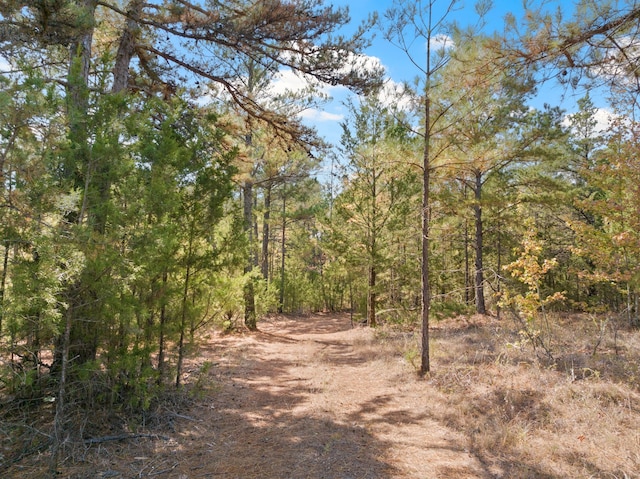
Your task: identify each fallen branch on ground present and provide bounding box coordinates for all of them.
[84,433,169,445]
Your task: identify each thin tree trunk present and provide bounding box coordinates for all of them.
[0,135,16,331]
[0,242,9,334]
[420,94,431,376]
[67,0,96,124]
[261,183,272,280]
[473,171,487,315]
[253,193,259,253]
[243,281,257,329]
[143,307,154,370]
[321,266,329,311]
[51,302,73,471]
[368,266,377,327]
[242,183,254,248]
[157,270,168,383]
[349,279,354,328]
[189,287,197,344]
[56,0,100,372]
[496,215,502,320]
[629,284,635,326]
[176,247,192,388]
[368,151,378,327]
[242,181,257,329]
[463,184,472,304]
[278,195,286,314]
[464,218,471,303]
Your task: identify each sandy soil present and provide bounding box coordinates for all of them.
[90,313,487,478]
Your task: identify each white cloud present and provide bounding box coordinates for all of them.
[269,69,317,96]
[192,52,392,131]
[0,56,11,74]
[340,51,385,77]
[300,108,344,122]
[269,51,386,96]
[377,79,413,111]
[429,34,454,51]
[563,106,619,134]
[589,35,640,85]
[592,108,617,132]
[271,56,408,114]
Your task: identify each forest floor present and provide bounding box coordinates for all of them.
[4,312,640,478]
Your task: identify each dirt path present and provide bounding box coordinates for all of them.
[140,313,488,479]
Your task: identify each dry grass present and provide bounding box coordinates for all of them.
[424,313,640,478]
[1,312,639,478]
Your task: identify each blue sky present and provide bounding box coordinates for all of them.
[290,0,601,150]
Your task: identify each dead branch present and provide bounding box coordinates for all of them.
[84,433,169,445]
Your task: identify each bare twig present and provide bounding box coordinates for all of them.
[84,433,169,445]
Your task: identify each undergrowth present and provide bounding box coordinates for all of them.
[424,313,640,478]
[0,359,215,476]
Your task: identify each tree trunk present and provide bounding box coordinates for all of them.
[368,158,377,327]
[56,0,101,372]
[157,270,168,383]
[278,194,287,314]
[242,181,253,238]
[242,181,257,329]
[176,234,193,388]
[261,183,272,280]
[367,265,377,327]
[0,131,16,331]
[51,301,73,470]
[496,216,502,320]
[349,279,354,327]
[463,185,472,305]
[0,242,9,334]
[111,0,144,94]
[420,94,431,376]
[473,171,487,315]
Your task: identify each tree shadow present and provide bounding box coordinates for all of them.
[261,312,354,337]
[163,332,399,479]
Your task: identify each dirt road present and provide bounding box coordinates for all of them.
[154,313,487,478]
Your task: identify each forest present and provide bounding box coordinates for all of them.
[1,0,640,476]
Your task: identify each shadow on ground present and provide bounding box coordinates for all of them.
[164,325,399,479]
[9,313,634,478]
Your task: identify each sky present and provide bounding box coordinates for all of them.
[283,0,607,153]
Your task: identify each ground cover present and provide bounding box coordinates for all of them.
[2,313,639,478]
